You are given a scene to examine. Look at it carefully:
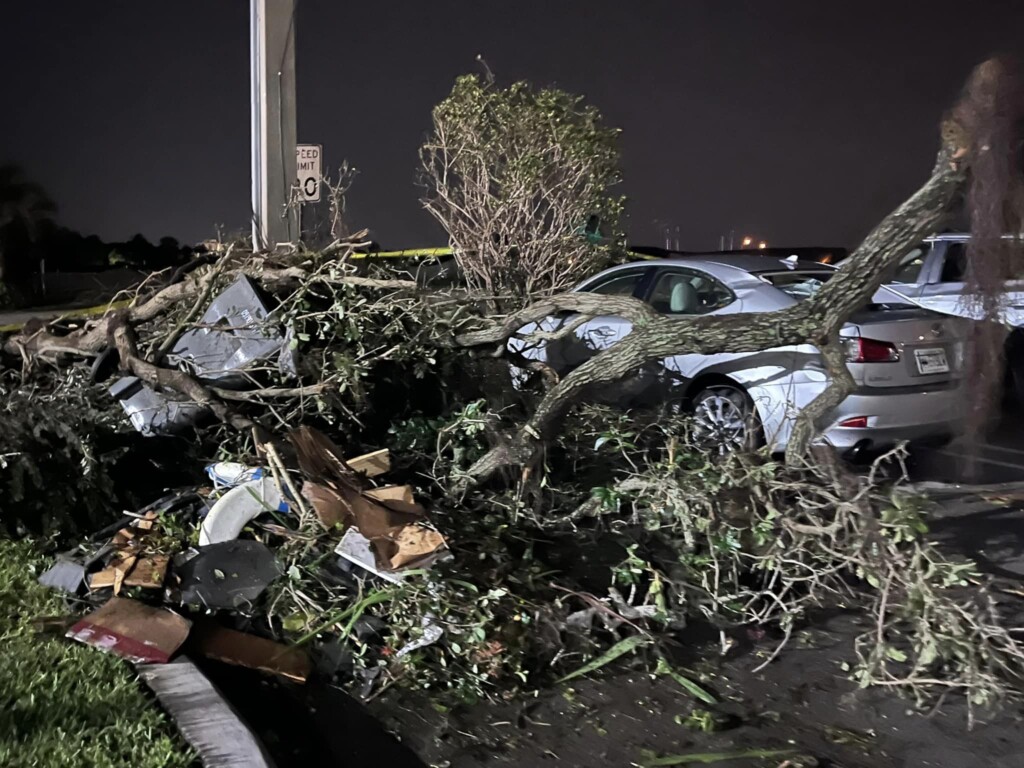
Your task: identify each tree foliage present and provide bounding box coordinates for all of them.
[420,71,624,303]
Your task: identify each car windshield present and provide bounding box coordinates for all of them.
[760,271,915,307]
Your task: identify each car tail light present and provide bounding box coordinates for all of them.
[844,337,899,363]
[838,416,869,428]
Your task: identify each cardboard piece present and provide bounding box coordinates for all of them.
[302,481,348,529]
[366,484,423,515]
[89,511,173,593]
[302,480,439,570]
[289,426,361,484]
[378,525,448,570]
[290,425,445,572]
[289,426,391,480]
[190,622,311,682]
[335,527,447,580]
[67,597,191,663]
[335,529,406,584]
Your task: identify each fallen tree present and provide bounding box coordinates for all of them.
[3,58,1024,717]
[6,59,1017,472]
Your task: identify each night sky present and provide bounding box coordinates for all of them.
[3,1,1024,251]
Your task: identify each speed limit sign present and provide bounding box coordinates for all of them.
[295,144,322,203]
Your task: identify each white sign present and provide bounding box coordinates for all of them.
[295,144,322,203]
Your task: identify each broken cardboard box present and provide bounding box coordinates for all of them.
[67,597,191,664]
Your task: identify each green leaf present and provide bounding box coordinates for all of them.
[885,646,908,663]
[655,658,717,705]
[556,634,649,684]
[642,748,796,766]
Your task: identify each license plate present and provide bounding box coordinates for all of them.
[914,347,949,375]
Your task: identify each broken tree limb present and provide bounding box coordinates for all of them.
[1,238,417,363]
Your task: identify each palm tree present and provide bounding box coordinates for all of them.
[0,164,57,285]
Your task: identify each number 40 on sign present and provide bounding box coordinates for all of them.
[296,144,322,203]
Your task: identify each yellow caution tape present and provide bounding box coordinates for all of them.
[348,247,453,260]
[350,246,658,261]
[0,247,660,334]
[0,298,133,334]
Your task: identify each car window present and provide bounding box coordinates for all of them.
[892,245,930,284]
[939,243,968,283]
[761,271,833,301]
[584,270,645,296]
[648,270,733,315]
[761,270,914,307]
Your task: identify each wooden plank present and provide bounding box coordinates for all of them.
[137,658,274,768]
[190,623,310,683]
[346,448,390,477]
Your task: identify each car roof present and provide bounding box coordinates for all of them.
[601,254,833,285]
[922,232,1024,243]
[923,233,971,243]
[630,245,847,262]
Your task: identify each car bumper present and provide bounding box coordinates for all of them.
[751,379,964,454]
[820,385,964,451]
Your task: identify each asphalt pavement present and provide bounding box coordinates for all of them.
[907,407,1024,583]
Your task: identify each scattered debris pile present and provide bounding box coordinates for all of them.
[34,420,447,687]
[4,234,1023,723]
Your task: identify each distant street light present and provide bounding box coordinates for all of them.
[741,236,753,247]
[758,241,767,249]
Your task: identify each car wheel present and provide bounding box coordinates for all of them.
[690,384,763,454]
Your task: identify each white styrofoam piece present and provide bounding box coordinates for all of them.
[199,477,287,546]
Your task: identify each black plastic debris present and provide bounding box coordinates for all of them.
[176,540,283,609]
[109,376,206,437]
[167,276,297,388]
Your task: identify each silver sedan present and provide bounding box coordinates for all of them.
[509,254,967,457]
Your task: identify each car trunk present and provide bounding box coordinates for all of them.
[841,305,964,389]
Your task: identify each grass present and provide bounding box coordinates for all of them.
[0,538,195,768]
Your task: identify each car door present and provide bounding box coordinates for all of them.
[637,266,738,388]
[911,240,1024,326]
[547,267,653,371]
[511,267,653,377]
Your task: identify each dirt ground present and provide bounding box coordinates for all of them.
[206,481,1024,768]
[372,607,1024,768]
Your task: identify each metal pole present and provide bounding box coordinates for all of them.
[251,0,298,251]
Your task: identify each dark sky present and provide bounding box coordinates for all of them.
[3,1,1024,251]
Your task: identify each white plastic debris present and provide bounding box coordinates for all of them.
[395,615,444,658]
[205,462,265,490]
[199,477,288,546]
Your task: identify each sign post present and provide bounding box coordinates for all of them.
[295,144,322,203]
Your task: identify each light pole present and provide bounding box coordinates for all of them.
[250,0,299,250]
